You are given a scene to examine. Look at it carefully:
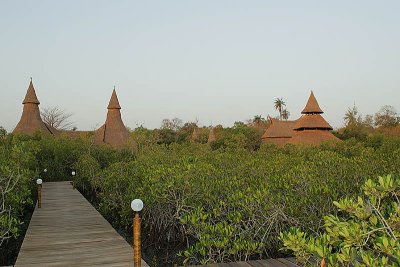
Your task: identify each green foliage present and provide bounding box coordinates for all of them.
[0,136,37,247]
[2,128,400,266]
[280,175,400,267]
[73,136,400,265]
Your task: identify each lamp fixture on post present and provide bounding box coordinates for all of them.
[36,178,43,208]
[71,171,76,189]
[131,199,144,267]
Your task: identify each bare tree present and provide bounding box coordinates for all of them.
[0,171,19,246]
[374,105,399,128]
[41,106,76,130]
[161,118,183,131]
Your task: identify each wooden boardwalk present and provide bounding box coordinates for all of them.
[15,181,148,267]
[193,258,299,267]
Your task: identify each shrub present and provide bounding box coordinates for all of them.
[280,175,400,267]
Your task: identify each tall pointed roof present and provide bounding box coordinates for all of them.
[107,88,121,109]
[208,127,217,143]
[301,91,323,114]
[22,79,40,104]
[191,127,199,141]
[13,80,52,135]
[94,88,129,148]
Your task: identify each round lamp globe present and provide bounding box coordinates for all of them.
[131,199,144,212]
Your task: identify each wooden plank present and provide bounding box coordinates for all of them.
[268,259,293,267]
[247,260,267,267]
[257,259,288,267]
[15,181,149,267]
[227,261,254,267]
[285,258,297,264]
[277,258,299,267]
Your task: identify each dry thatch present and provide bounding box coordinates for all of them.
[293,114,332,130]
[94,89,130,148]
[287,130,339,145]
[13,80,53,135]
[207,127,217,143]
[301,91,323,114]
[261,118,297,147]
[262,118,297,138]
[191,127,199,141]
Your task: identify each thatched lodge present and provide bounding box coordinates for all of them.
[262,91,339,146]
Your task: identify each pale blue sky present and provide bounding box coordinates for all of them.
[1,1,399,131]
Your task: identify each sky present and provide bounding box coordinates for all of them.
[1,0,399,131]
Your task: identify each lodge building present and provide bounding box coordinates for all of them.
[261,91,339,146]
[12,80,338,148]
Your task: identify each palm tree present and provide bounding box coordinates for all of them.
[344,106,361,127]
[252,115,265,128]
[274,98,286,120]
[281,109,290,121]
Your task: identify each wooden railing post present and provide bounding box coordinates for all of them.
[72,171,76,189]
[133,212,141,267]
[37,178,43,208]
[131,199,144,267]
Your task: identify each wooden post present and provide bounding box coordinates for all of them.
[133,212,141,267]
[72,171,76,190]
[321,258,326,267]
[38,184,42,208]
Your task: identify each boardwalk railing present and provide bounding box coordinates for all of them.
[15,181,149,267]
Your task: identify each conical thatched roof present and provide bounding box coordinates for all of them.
[207,127,216,143]
[293,114,332,130]
[107,89,121,109]
[13,80,52,135]
[22,80,40,104]
[301,91,323,114]
[94,89,129,148]
[191,127,199,141]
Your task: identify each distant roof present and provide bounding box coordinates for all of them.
[208,127,216,143]
[191,127,199,141]
[262,118,298,139]
[107,89,121,109]
[293,114,332,130]
[301,91,323,114]
[22,80,40,105]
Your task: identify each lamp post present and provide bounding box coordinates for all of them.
[131,199,144,267]
[71,171,76,189]
[36,178,43,208]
